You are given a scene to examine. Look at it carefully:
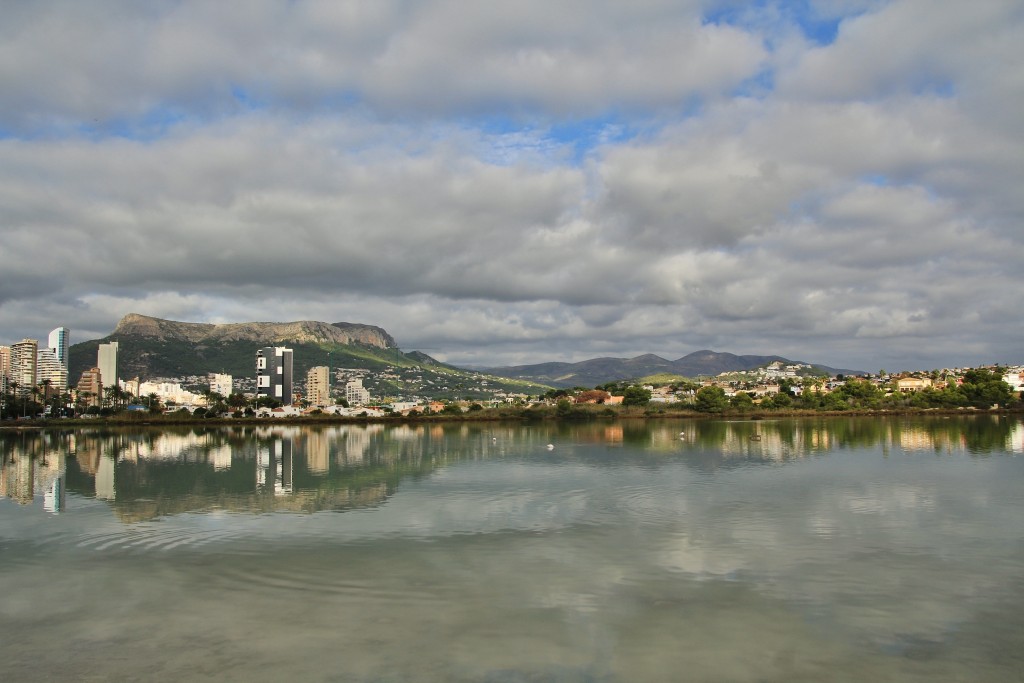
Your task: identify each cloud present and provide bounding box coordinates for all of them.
[0,0,765,130]
[0,1,1022,371]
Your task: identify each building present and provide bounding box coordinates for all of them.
[1004,369,1024,393]
[138,381,202,407]
[306,366,330,406]
[210,373,233,398]
[256,347,293,405]
[10,339,38,396]
[0,345,10,395]
[897,377,932,392]
[36,348,68,394]
[120,377,140,398]
[48,327,70,375]
[76,367,103,407]
[97,342,119,398]
[345,378,370,406]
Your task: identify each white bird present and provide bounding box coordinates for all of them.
[546,444,555,450]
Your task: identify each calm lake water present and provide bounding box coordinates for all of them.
[2,416,1024,682]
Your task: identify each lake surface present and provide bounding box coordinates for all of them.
[2,416,1024,682]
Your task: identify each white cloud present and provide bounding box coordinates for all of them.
[0,1,1021,371]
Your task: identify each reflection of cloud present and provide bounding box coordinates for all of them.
[660,533,747,577]
[842,484,935,515]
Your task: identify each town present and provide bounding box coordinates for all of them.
[2,328,1022,420]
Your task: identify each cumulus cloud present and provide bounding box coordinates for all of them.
[0,0,1022,371]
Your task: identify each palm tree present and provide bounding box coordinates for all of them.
[104,384,125,411]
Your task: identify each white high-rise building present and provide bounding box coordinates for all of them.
[48,327,70,373]
[36,348,68,392]
[0,346,10,395]
[97,342,118,398]
[306,366,330,406]
[10,339,38,396]
[345,378,370,406]
[210,373,233,398]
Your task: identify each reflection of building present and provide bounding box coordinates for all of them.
[95,454,116,500]
[1,454,34,504]
[306,366,330,406]
[256,347,293,405]
[305,430,330,474]
[97,342,119,399]
[1009,422,1024,454]
[256,439,294,496]
[899,428,936,452]
[209,444,232,471]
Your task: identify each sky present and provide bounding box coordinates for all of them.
[1,0,1022,372]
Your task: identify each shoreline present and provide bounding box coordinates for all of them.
[3,405,1023,431]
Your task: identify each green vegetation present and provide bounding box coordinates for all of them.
[695,386,729,413]
[622,386,652,407]
[70,335,425,380]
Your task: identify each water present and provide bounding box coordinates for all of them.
[2,417,1024,682]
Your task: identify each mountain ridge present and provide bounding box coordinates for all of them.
[113,312,397,348]
[484,350,862,388]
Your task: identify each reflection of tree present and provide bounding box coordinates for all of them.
[8,416,1024,516]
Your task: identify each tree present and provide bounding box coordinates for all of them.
[960,368,1014,408]
[622,386,652,407]
[104,384,126,411]
[556,398,573,416]
[729,391,754,410]
[695,386,728,413]
[833,378,883,409]
[255,396,282,409]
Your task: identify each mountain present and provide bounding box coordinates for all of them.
[70,314,411,382]
[112,312,397,348]
[67,314,547,400]
[484,350,861,388]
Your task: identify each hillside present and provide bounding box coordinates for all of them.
[112,313,397,348]
[485,350,860,388]
[67,314,546,399]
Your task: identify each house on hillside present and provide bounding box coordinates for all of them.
[897,377,932,392]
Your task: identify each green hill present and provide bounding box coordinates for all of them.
[68,314,549,400]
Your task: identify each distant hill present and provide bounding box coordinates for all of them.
[111,312,397,347]
[67,314,550,401]
[484,350,861,388]
[68,314,403,381]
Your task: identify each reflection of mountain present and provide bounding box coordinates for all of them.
[55,424,509,521]
[5,416,1023,517]
[57,428,452,524]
